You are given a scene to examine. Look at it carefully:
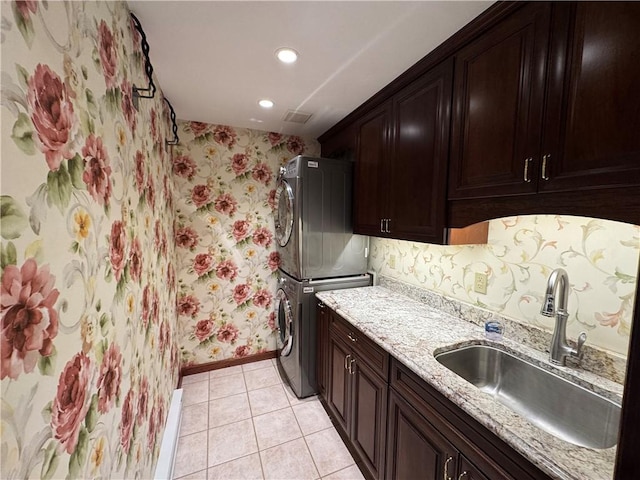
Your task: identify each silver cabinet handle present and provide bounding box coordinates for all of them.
[344,354,351,371]
[380,218,384,233]
[523,157,533,183]
[542,154,550,180]
[443,456,453,480]
[347,332,358,343]
[457,473,468,480]
[386,218,391,233]
[349,357,356,375]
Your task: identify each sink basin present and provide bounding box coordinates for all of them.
[435,344,621,449]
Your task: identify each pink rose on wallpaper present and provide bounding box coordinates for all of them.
[268,311,276,331]
[120,389,135,454]
[163,175,174,210]
[268,251,281,272]
[234,345,251,358]
[252,227,273,248]
[214,193,238,216]
[121,79,137,135]
[147,403,158,450]
[27,64,77,171]
[154,219,162,252]
[150,107,162,145]
[175,226,199,249]
[268,132,283,146]
[252,288,273,309]
[142,284,151,327]
[231,153,249,175]
[129,16,142,53]
[82,134,113,206]
[173,154,197,180]
[153,396,165,447]
[134,150,145,192]
[233,284,252,304]
[15,0,38,21]
[267,189,277,210]
[232,220,250,242]
[194,253,214,277]
[51,352,92,454]
[217,323,239,343]
[97,343,122,414]
[177,294,200,317]
[212,125,238,148]
[98,20,118,89]
[191,184,212,208]
[215,259,238,281]
[252,162,273,185]
[151,289,160,325]
[1,258,59,380]
[129,237,142,283]
[287,136,305,155]
[159,321,170,352]
[109,220,127,282]
[189,121,210,137]
[147,176,156,209]
[137,376,149,425]
[194,319,215,342]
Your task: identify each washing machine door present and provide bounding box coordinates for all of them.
[275,288,294,356]
[274,179,294,247]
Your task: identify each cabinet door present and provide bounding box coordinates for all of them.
[389,59,452,244]
[354,101,391,236]
[351,357,388,480]
[316,302,329,398]
[327,333,351,433]
[386,390,458,480]
[321,122,357,161]
[458,455,490,480]
[448,3,550,200]
[540,2,640,192]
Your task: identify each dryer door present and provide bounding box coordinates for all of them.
[274,179,294,247]
[275,288,294,356]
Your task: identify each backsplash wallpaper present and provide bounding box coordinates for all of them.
[173,121,319,366]
[1,1,179,478]
[369,216,639,356]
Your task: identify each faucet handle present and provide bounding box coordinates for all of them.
[575,332,587,359]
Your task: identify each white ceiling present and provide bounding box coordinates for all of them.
[129,1,493,139]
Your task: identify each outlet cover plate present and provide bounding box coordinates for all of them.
[474,272,488,294]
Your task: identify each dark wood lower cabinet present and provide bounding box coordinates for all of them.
[319,307,551,480]
[386,389,457,480]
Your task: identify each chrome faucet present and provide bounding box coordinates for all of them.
[540,268,587,366]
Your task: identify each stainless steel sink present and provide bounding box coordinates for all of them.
[435,344,621,449]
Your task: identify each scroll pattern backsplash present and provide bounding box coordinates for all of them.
[369,215,639,356]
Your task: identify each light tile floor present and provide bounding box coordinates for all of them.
[174,359,366,480]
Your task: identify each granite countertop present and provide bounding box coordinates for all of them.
[316,285,623,480]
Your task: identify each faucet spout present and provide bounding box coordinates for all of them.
[540,268,586,366]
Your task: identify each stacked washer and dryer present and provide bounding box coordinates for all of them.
[274,155,371,398]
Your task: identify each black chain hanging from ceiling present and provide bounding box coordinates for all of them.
[164,97,179,146]
[130,12,156,109]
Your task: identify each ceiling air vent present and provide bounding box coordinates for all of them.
[283,110,312,124]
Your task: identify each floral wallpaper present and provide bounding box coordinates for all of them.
[369,215,639,356]
[1,1,179,478]
[173,121,319,366]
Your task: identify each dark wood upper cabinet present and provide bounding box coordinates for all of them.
[389,59,452,243]
[540,2,640,192]
[353,60,453,243]
[353,101,391,237]
[448,2,551,200]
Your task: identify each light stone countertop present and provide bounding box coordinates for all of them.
[316,285,623,480]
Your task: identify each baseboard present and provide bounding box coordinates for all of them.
[179,350,277,385]
[154,388,183,480]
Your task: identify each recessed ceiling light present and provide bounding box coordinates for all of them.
[275,47,298,64]
[249,118,264,123]
[259,99,274,109]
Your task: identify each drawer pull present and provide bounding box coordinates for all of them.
[443,456,453,480]
[523,157,532,183]
[348,357,356,375]
[344,354,351,371]
[542,154,550,180]
[348,332,358,343]
[458,473,468,480]
[380,218,384,233]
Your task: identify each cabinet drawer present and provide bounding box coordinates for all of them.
[329,312,389,381]
[390,359,550,480]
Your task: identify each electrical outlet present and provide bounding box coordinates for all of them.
[389,254,397,269]
[474,272,488,294]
